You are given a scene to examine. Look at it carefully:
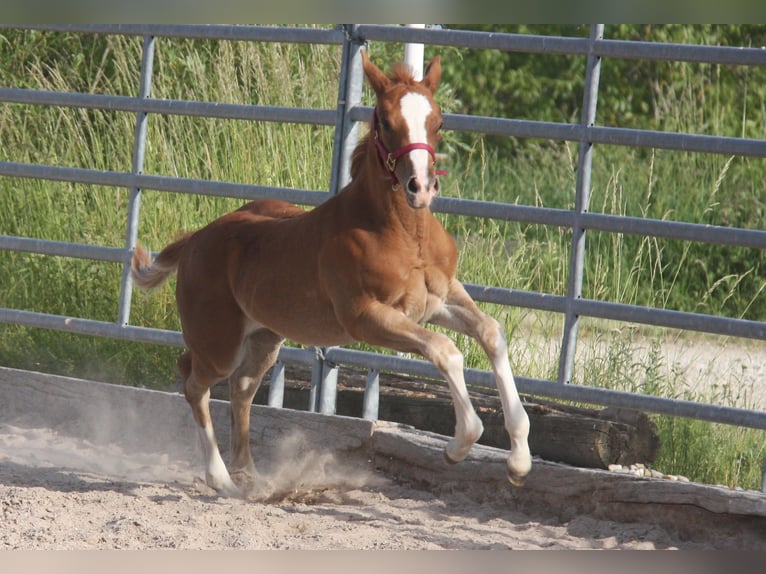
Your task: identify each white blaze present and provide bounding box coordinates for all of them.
[399,92,432,185]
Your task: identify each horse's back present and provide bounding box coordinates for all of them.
[236,198,306,220]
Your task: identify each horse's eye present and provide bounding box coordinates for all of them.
[438,121,444,131]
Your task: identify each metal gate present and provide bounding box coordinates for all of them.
[1,24,765,431]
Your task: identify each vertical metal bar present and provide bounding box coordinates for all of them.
[329,24,365,195]
[117,34,155,326]
[558,24,603,384]
[308,347,327,413]
[404,24,426,80]
[309,352,322,412]
[267,361,285,408]
[311,26,364,416]
[362,368,380,420]
[318,359,339,415]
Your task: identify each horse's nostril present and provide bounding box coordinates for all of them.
[407,177,420,194]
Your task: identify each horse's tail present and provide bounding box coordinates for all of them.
[130,233,192,291]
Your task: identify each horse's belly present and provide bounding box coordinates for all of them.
[244,290,353,347]
[270,316,354,347]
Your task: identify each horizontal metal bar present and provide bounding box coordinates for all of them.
[0,88,337,126]
[463,283,765,341]
[3,161,764,252]
[433,197,766,249]
[464,284,567,313]
[14,25,764,68]
[517,376,766,431]
[4,232,756,340]
[323,347,766,430]
[0,308,186,347]
[451,114,766,157]
[594,38,766,67]
[356,25,590,56]
[5,162,762,253]
[277,345,319,366]
[0,235,127,262]
[356,25,766,67]
[351,105,587,142]
[5,24,346,45]
[9,89,764,160]
[434,196,573,226]
[587,125,766,157]
[0,161,329,206]
[573,299,766,341]
[2,306,763,429]
[579,212,766,250]
[351,105,766,158]
[0,307,316,367]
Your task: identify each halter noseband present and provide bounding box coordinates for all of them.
[372,110,447,182]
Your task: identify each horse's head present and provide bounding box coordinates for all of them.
[362,51,443,210]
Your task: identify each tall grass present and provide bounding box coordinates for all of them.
[0,31,340,386]
[0,29,764,489]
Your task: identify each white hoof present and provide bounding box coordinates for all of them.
[207,472,244,498]
[445,438,472,464]
[506,446,532,487]
[445,417,484,463]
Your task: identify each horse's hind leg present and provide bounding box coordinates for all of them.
[228,329,284,481]
[180,351,242,497]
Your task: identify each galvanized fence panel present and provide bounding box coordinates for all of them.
[1,24,765,433]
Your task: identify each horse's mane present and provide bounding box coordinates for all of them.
[347,62,418,183]
[388,62,419,86]
[349,130,372,183]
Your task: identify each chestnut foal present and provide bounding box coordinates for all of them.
[132,52,531,497]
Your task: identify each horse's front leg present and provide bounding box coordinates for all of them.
[340,300,484,464]
[429,280,532,486]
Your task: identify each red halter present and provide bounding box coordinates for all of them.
[372,110,447,181]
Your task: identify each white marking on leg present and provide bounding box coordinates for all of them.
[490,331,532,479]
[198,423,242,497]
[440,348,484,462]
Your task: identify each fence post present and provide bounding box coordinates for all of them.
[404,24,426,80]
[329,24,365,195]
[267,361,286,408]
[308,347,339,413]
[312,25,365,415]
[558,24,603,384]
[362,368,380,420]
[318,356,339,415]
[117,34,155,326]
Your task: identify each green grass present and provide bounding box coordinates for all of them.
[1,29,764,490]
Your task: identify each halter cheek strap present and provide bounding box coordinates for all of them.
[372,111,447,180]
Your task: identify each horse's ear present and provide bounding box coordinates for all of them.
[421,56,441,93]
[361,50,390,96]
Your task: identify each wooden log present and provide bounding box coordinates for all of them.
[237,363,660,469]
[371,425,766,549]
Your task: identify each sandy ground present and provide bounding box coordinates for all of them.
[0,420,719,551]
[2,334,763,551]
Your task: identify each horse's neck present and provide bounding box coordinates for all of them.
[346,150,434,241]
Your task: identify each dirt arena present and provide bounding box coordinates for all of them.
[0,422,713,550]
[1,366,764,551]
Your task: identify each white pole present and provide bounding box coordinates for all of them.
[404,24,426,81]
